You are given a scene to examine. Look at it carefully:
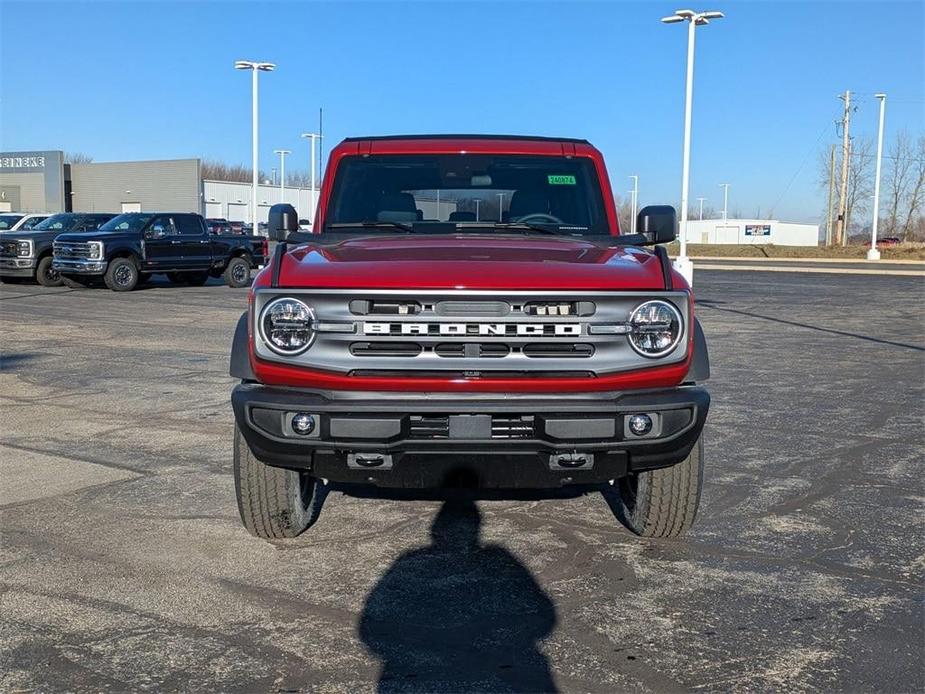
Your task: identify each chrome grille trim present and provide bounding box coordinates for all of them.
[253,289,690,377]
[53,241,96,259]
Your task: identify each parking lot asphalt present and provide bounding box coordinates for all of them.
[1,270,923,693]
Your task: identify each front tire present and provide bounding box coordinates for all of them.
[104,257,139,292]
[36,256,63,287]
[224,256,251,288]
[608,434,704,538]
[233,423,323,539]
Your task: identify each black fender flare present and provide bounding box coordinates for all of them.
[686,318,710,382]
[230,311,256,381]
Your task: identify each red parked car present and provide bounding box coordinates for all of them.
[864,237,901,247]
[229,135,710,539]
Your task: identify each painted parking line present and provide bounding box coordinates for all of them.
[695,263,924,276]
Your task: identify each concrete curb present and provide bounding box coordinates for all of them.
[694,263,924,277]
[684,255,925,266]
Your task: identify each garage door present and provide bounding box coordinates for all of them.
[205,201,223,218]
[227,203,248,222]
[122,202,142,213]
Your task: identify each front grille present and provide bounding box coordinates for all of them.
[407,414,535,439]
[53,241,95,259]
[409,415,450,438]
[0,241,20,257]
[253,289,691,378]
[491,415,535,439]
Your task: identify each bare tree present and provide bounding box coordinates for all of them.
[899,135,925,241]
[64,152,93,164]
[883,131,915,236]
[844,137,875,240]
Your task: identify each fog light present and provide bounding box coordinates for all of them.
[291,413,316,435]
[628,414,653,436]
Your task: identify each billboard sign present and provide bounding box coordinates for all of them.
[745,224,771,236]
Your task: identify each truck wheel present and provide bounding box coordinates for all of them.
[224,257,251,288]
[233,423,323,539]
[104,257,139,292]
[36,256,63,287]
[609,434,704,538]
[61,275,93,289]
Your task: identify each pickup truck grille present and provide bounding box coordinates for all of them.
[53,241,95,259]
[0,240,20,257]
[253,289,691,378]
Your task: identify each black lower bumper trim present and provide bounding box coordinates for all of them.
[232,384,709,487]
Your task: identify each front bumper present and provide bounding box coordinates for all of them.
[232,384,710,488]
[52,258,107,275]
[0,257,36,277]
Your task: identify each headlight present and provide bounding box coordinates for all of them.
[16,240,33,258]
[88,241,103,259]
[627,300,683,357]
[259,297,315,355]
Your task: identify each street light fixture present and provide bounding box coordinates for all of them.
[300,132,322,227]
[661,8,725,286]
[234,60,276,228]
[274,149,291,201]
[867,93,887,261]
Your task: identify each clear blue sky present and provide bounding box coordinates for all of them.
[2,1,923,223]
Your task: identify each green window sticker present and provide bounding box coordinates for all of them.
[547,174,576,185]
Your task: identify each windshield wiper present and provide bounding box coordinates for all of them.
[487,222,563,235]
[326,221,414,233]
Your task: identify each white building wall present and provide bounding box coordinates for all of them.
[682,219,819,247]
[202,180,319,226]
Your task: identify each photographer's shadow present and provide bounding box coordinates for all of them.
[359,498,558,693]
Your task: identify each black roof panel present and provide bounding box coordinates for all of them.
[341,134,590,144]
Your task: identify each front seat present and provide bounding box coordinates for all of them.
[377,192,418,222]
[506,190,550,222]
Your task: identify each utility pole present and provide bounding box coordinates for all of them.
[825,144,836,246]
[835,90,852,246]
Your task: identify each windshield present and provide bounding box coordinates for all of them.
[99,213,156,232]
[325,154,609,235]
[0,214,23,231]
[33,214,81,231]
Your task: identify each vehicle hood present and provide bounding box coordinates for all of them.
[3,229,70,244]
[277,234,672,290]
[55,231,131,244]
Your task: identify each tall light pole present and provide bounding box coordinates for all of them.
[300,132,322,226]
[475,198,480,221]
[697,197,706,220]
[719,183,730,227]
[497,192,505,220]
[661,8,724,286]
[274,149,291,201]
[867,93,887,261]
[234,60,276,229]
[628,175,639,233]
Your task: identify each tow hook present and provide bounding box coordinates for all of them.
[347,453,393,470]
[549,452,594,470]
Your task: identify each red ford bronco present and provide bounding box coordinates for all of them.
[230,135,710,540]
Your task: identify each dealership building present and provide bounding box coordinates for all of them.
[682,218,819,246]
[0,150,319,225]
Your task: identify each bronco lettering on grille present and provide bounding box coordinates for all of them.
[363,323,582,337]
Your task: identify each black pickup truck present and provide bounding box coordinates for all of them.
[0,212,115,286]
[53,212,268,291]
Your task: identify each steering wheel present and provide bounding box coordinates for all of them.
[513,212,564,225]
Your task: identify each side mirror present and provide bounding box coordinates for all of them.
[636,205,677,245]
[267,203,300,241]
